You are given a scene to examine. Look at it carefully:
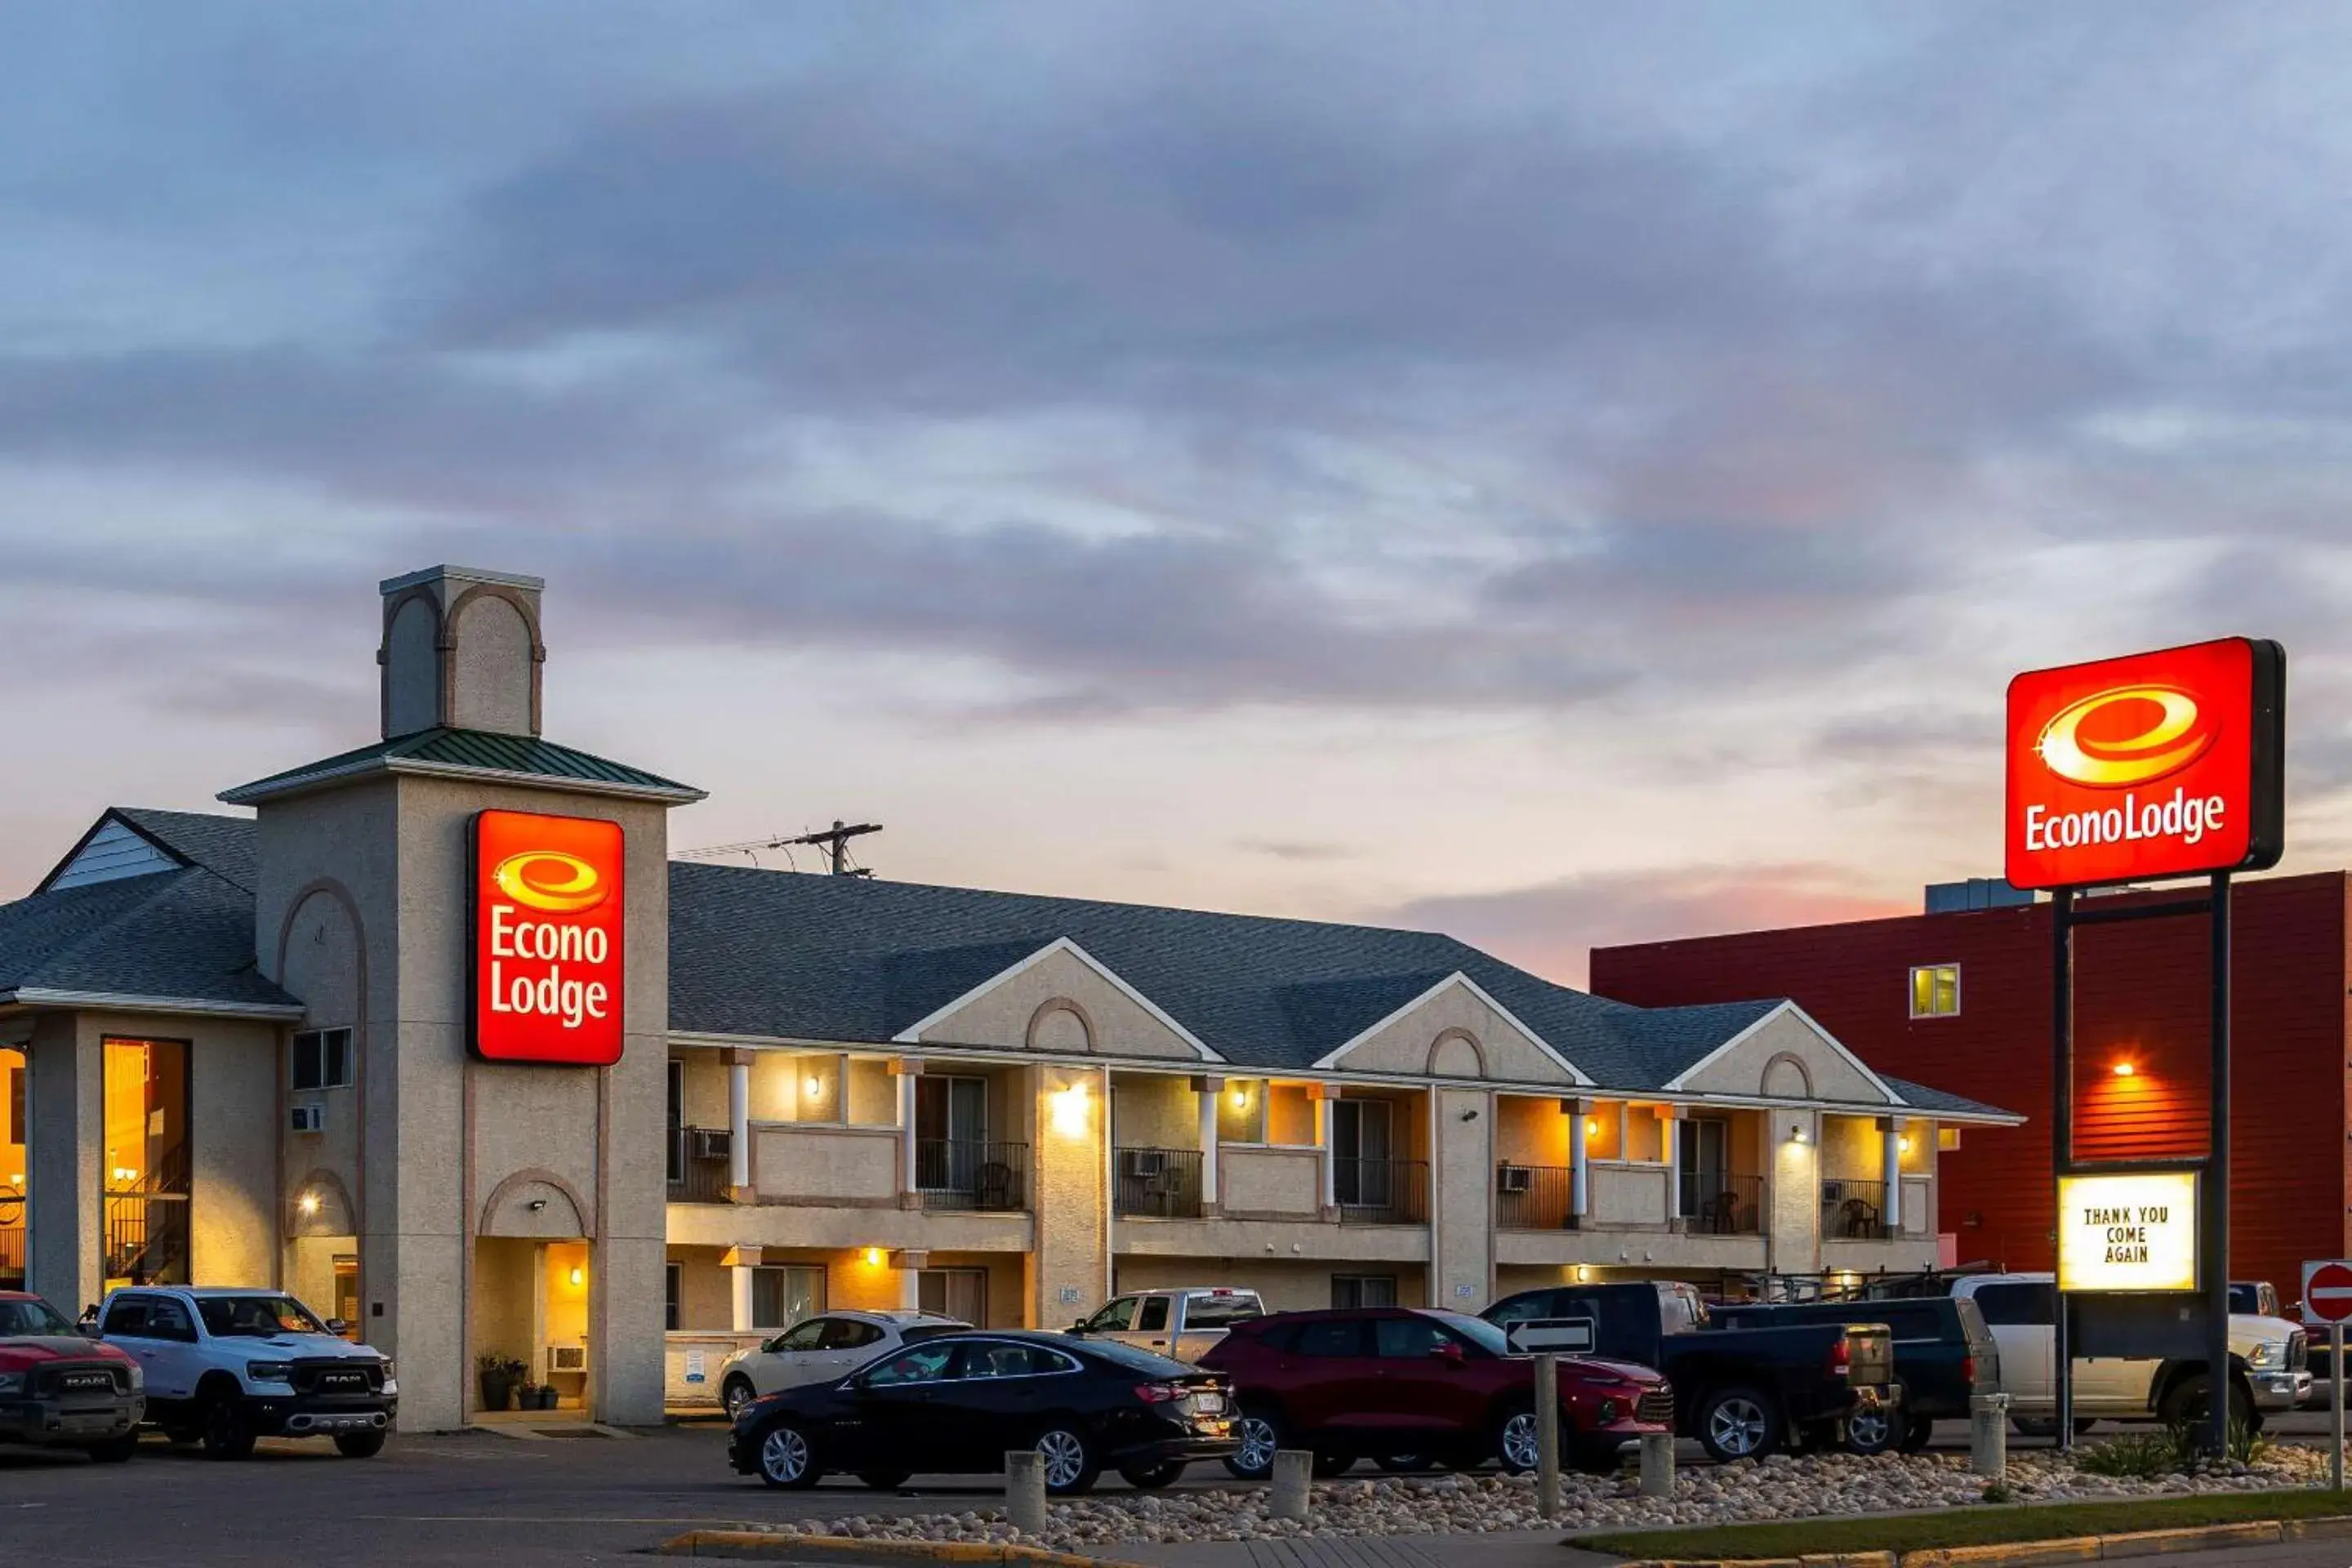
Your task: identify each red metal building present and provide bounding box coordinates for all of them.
[1591,872,2351,1295]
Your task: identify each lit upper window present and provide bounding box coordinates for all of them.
[1909,964,1961,1019]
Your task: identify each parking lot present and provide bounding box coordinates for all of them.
[6,1409,2345,1568]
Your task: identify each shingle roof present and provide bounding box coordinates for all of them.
[112,807,260,892]
[217,727,703,805]
[0,864,296,1013]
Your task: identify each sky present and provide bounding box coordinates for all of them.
[6,3,2352,986]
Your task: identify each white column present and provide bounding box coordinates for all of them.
[1662,1107,1682,1222]
[1196,1077,1221,1214]
[726,1051,752,1193]
[730,1263,755,1333]
[897,1065,920,1200]
[1881,1117,1904,1234]
[1568,1098,1590,1223]
[1315,1089,1335,1210]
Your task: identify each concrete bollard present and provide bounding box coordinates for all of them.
[1534,1352,1562,1519]
[1639,1431,1675,1499]
[1272,1449,1315,1521]
[1971,1393,2011,1481]
[1005,1450,1049,1536]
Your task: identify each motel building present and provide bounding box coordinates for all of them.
[0,566,2018,1430]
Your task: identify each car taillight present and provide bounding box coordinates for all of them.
[1827,1337,1851,1379]
[1135,1383,1186,1403]
[1962,1354,1976,1388]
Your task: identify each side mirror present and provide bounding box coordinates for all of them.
[1070,1321,1089,1334]
[1431,1342,1467,1365]
[326,1319,349,1335]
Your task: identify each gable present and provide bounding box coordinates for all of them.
[893,939,1211,1062]
[39,817,181,893]
[1313,973,1584,1085]
[1671,1004,1897,1106]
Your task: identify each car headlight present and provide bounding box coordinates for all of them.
[2250,1342,2284,1370]
[125,1364,144,1392]
[247,1361,295,1384]
[381,1359,396,1382]
[0,1373,22,1396]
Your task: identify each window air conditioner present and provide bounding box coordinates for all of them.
[290,1103,326,1134]
[549,1345,587,1374]
[691,1129,732,1161]
[1495,1165,1532,1196]
[1820,1180,1846,1205]
[1121,1150,1167,1179]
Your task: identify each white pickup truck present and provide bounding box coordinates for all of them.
[1067,1288,1266,1362]
[1951,1272,2308,1432]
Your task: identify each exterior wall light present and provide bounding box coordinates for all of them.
[2113,1061,2136,1077]
[298,1192,321,1217]
[863,1247,884,1267]
[1584,1118,1600,1138]
[1898,1135,1912,1154]
[1788,1124,1810,1145]
[568,1267,585,1287]
[1050,1080,1091,1138]
[1230,1086,1248,1109]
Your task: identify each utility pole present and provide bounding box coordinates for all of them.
[781,820,882,876]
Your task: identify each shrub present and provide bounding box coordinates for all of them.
[2074,1419,2267,1479]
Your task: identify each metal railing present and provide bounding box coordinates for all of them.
[1335,1158,1429,1225]
[0,1196,21,1290]
[917,1139,1029,1212]
[103,1192,189,1285]
[1114,1147,1204,1218]
[1494,1164,1575,1230]
[1821,1178,1892,1240]
[1679,1172,1766,1235]
[667,1127,733,1204]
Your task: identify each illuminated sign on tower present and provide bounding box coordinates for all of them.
[470,808,626,1065]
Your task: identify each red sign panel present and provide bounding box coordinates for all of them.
[470,809,626,1065]
[2006,638,2284,891]
[2304,1260,2352,1325]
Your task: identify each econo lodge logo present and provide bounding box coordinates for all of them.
[2006,638,2284,891]
[471,810,626,1066]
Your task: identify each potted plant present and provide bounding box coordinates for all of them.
[517,1379,543,1411]
[537,1383,560,1410]
[477,1353,514,1413]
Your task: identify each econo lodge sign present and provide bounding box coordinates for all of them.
[2006,637,2284,890]
[470,809,625,1065]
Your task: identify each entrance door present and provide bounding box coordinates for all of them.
[1333,1100,1393,1208]
[1677,1119,1729,1222]
[333,1256,360,1339]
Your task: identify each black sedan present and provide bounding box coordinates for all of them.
[728,1330,1238,1494]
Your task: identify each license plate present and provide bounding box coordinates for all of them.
[1191,1392,1226,1414]
[60,1414,116,1433]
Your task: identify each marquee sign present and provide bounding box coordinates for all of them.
[470,808,626,1066]
[2056,1170,2199,1293]
[2006,638,2284,890]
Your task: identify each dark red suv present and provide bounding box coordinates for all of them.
[1198,1307,1669,1478]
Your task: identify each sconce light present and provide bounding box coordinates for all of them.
[2112,1060,2136,1078]
[1788,1123,1810,1145]
[527,1198,548,1213]
[1230,1087,1248,1109]
[1050,1080,1091,1137]
[863,1247,884,1267]
[1584,1118,1600,1138]
[298,1192,321,1218]
[806,1075,825,1096]
[1898,1135,1912,1154]
[1459,1107,1479,1122]
[568,1267,585,1287]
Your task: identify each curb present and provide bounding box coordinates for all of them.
[1616,1512,2352,1568]
[658,1530,1150,1566]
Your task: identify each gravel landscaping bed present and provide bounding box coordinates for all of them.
[743,1444,2344,1554]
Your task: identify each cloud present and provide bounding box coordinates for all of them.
[1235,838,1361,863]
[1380,864,1911,988]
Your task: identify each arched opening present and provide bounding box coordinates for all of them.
[474,1174,594,1420]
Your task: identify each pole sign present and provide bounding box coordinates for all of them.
[470,808,626,1066]
[2056,1171,2198,1293]
[2303,1261,2352,1327]
[2006,637,2284,891]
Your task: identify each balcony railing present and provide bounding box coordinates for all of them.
[0,1196,21,1290]
[917,1139,1029,1212]
[1678,1172,1765,1236]
[1114,1147,1204,1218]
[1822,1178,1893,1240]
[1495,1164,1574,1230]
[1336,1158,1429,1225]
[668,1126,733,1204]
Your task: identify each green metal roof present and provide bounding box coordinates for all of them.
[218,727,704,805]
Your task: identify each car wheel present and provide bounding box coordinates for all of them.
[1225,1407,1282,1480]
[201,1397,256,1462]
[1695,1386,1780,1463]
[1034,1425,1100,1496]
[2158,1374,2253,1434]
[85,1435,138,1464]
[755,1421,823,1490]
[1845,1404,1900,1457]
[1117,1459,1185,1490]
[855,1470,913,1490]
[334,1430,387,1459]
[1494,1404,1543,1475]
[721,1375,758,1419]
[1898,1414,1936,1453]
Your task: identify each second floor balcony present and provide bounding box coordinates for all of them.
[916,1138,1031,1213]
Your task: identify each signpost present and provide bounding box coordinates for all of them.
[2008,638,2286,1456]
[2302,1260,2352,1491]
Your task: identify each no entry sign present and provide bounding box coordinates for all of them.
[2304,1260,2352,1326]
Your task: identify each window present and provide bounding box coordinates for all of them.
[1374,1315,1452,1359]
[1135,1298,1170,1333]
[1332,1100,1395,1206]
[750,1265,826,1330]
[100,1297,149,1337]
[292,1027,354,1090]
[1909,964,1961,1018]
[1082,1297,1138,1333]
[772,1319,828,1353]
[1293,1319,1369,1358]
[956,1341,1071,1379]
[663,1263,680,1332]
[196,1294,326,1338]
[1971,1282,2054,1327]
[1183,1292,1263,1328]
[1332,1275,1396,1310]
[819,1318,883,1352]
[863,1342,956,1386]
[919,1267,987,1325]
[140,1297,195,1343]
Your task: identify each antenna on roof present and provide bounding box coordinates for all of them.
[680,820,882,876]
